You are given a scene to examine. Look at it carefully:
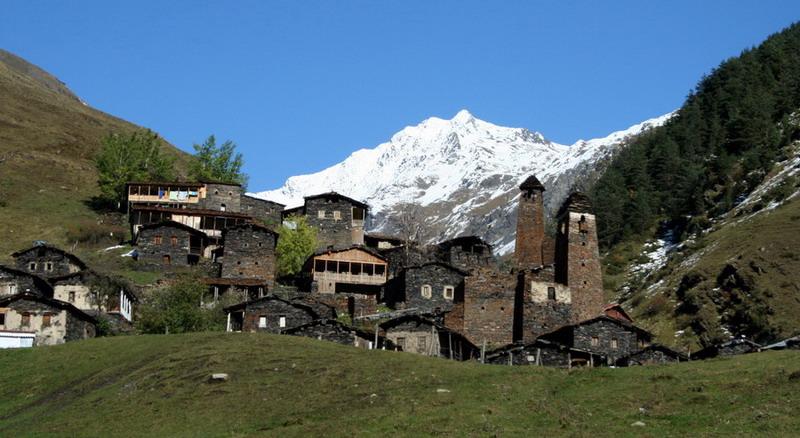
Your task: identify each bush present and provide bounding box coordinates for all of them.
[137,277,225,334]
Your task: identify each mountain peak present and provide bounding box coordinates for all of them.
[452,109,475,123]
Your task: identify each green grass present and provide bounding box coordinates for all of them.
[0,332,798,437]
[0,52,190,260]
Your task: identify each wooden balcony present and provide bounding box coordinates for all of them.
[313,271,386,286]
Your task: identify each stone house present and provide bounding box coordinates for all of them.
[219,223,278,291]
[615,344,687,366]
[380,314,479,360]
[198,182,243,212]
[241,195,284,228]
[693,338,762,360]
[435,236,495,272]
[0,292,96,346]
[399,262,467,313]
[284,192,369,250]
[304,246,388,317]
[538,315,653,365]
[12,244,87,280]
[484,339,603,368]
[0,265,54,298]
[224,296,319,333]
[282,318,389,350]
[49,270,137,323]
[135,220,208,267]
[126,181,205,211]
[129,206,251,246]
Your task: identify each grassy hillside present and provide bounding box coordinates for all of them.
[0,332,798,437]
[0,49,190,260]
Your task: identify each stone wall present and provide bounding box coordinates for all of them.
[0,267,52,298]
[220,225,277,290]
[618,346,683,366]
[520,268,572,342]
[305,197,363,250]
[137,224,200,267]
[462,268,517,347]
[13,247,83,279]
[485,342,572,367]
[572,319,646,364]
[556,210,604,323]
[199,183,242,212]
[439,243,494,273]
[382,319,441,356]
[309,292,377,318]
[403,263,464,313]
[285,320,379,349]
[515,188,545,269]
[241,195,283,228]
[238,298,317,333]
[0,298,94,345]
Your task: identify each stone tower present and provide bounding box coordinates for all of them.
[555,192,604,323]
[515,175,546,270]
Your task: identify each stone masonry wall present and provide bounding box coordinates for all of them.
[241,196,283,228]
[241,299,317,333]
[13,248,83,279]
[515,188,545,269]
[520,268,572,342]
[557,211,605,323]
[221,226,277,290]
[0,269,51,298]
[199,183,242,212]
[305,197,362,250]
[137,225,197,267]
[462,268,517,347]
[404,264,464,313]
[573,319,644,364]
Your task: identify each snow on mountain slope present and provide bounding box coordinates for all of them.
[251,110,673,254]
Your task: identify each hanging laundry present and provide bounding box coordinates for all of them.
[169,191,178,201]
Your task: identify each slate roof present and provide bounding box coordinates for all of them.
[519,175,545,191]
[11,245,88,270]
[303,191,369,210]
[222,295,319,318]
[0,265,55,297]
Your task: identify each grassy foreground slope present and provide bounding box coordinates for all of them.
[0,333,798,437]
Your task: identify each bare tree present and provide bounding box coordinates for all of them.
[393,202,435,256]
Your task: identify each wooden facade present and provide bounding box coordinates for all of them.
[309,248,388,293]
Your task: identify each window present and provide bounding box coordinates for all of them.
[28,262,37,271]
[21,312,30,327]
[591,336,599,347]
[547,287,556,301]
[418,336,427,352]
[0,312,5,326]
[68,291,75,303]
[396,337,406,350]
[279,316,287,328]
[9,284,17,295]
[332,210,341,220]
[258,316,267,328]
[163,255,171,265]
[317,210,326,219]
[171,236,178,246]
[443,286,454,300]
[421,285,432,299]
[45,262,53,272]
[611,339,618,349]
[154,235,162,245]
[375,265,385,276]
[42,314,51,328]
[220,203,226,212]
[314,260,326,272]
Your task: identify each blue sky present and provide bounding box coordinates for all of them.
[3,2,800,190]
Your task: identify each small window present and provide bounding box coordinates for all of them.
[279,316,287,328]
[228,191,233,196]
[418,336,427,352]
[254,261,259,266]
[591,336,599,347]
[42,314,51,328]
[163,255,171,265]
[154,235,162,245]
[28,262,37,271]
[214,189,219,195]
[421,285,432,299]
[68,291,76,303]
[611,339,618,349]
[45,262,53,272]
[170,236,178,246]
[333,210,341,220]
[258,316,267,328]
[0,312,5,325]
[443,286,454,300]
[257,242,263,247]
[547,287,556,301]
[317,210,326,219]
[9,284,17,295]
[21,312,30,326]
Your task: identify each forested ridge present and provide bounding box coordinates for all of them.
[594,22,800,247]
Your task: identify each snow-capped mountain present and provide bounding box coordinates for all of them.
[251,110,673,254]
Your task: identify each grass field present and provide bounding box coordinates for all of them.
[0,332,798,437]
